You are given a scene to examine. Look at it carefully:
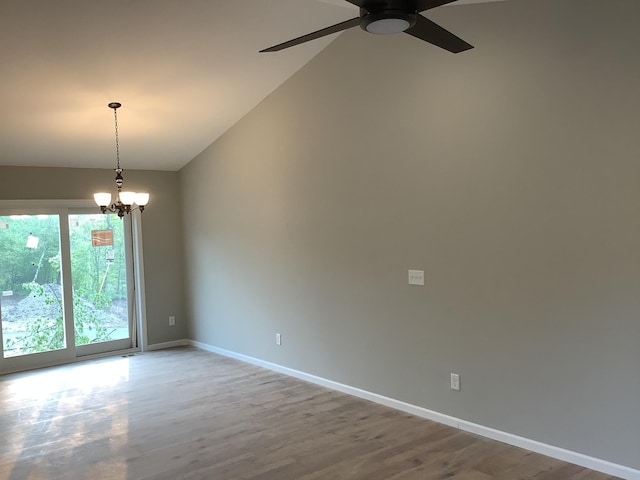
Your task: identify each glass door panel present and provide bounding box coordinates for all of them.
[0,214,66,358]
[0,203,138,374]
[68,213,131,350]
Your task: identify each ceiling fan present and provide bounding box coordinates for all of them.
[260,0,473,54]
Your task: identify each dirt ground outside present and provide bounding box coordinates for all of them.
[1,285,128,355]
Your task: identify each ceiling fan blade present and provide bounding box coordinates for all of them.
[405,14,473,53]
[415,0,459,13]
[346,0,457,11]
[260,17,360,52]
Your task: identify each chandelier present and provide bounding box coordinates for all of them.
[94,102,149,218]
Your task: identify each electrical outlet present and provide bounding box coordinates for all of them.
[450,373,460,391]
[275,333,282,346]
[169,315,176,326]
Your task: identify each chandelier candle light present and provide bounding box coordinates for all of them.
[94,102,149,218]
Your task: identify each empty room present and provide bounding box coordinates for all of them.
[0,0,638,479]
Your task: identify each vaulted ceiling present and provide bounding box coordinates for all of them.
[0,0,506,171]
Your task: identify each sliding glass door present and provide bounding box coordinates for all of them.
[0,204,136,373]
[69,212,134,356]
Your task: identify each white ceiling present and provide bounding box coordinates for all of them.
[0,0,506,171]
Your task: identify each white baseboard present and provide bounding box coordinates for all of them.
[146,339,190,351]
[187,340,640,480]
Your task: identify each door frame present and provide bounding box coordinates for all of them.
[0,200,148,374]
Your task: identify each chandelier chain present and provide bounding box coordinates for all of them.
[113,107,121,171]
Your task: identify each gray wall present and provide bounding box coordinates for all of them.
[180,0,640,470]
[0,166,186,346]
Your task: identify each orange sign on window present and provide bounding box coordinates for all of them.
[92,229,113,247]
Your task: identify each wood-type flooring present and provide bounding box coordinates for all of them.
[0,347,621,480]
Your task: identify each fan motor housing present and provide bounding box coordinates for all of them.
[360,9,417,34]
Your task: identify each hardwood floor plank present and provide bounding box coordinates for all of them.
[0,347,622,480]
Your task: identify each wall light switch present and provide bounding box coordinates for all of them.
[276,333,282,346]
[451,373,460,391]
[408,270,425,286]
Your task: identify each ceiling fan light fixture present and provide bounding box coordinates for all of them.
[361,10,417,35]
[260,1,473,54]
